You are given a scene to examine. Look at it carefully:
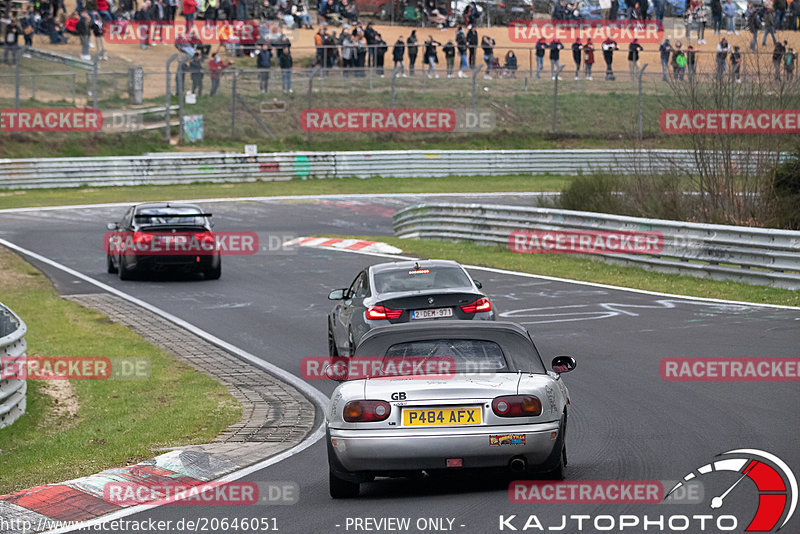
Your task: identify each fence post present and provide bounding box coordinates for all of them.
[638,63,648,141]
[307,66,320,142]
[165,54,180,142]
[391,66,400,108]
[231,69,238,139]
[32,74,36,100]
[14,49,21,109]
[92,56,99,109]
[551,64,565,134]
[178,60,186,143]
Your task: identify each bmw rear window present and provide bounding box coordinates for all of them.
[384,339,509,373]
[135,207,205,226]
[373,267,472,293]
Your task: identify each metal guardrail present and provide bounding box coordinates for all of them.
[0,149,775,189]
[393,203,800,289]
[0,302,27,429]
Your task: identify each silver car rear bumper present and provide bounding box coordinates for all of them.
[328,421,561,472]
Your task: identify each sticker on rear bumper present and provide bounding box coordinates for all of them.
[489,434,526,446]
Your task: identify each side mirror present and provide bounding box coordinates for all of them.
[551,356,576,374]
[107,222,118,231]
[473,279,482,289]
[328,288,347,300]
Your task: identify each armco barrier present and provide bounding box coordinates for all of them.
[0,303,27,429]
[393,203,800,289]
[0,149,775,189]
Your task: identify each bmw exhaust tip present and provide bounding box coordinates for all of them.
[509,457,527,472]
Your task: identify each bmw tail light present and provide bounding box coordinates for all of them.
[196,231,217,251]
[132,231,153,245]
[365,306,403,320]
[343,400,391,422]
[492,395,542,417]
[460,298,492,313]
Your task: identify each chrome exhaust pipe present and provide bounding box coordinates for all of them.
[509,457,527,472]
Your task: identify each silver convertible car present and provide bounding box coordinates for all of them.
[325,321,576,498]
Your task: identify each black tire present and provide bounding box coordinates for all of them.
[329,469,360,499]
[118,258,134,280]
[328,322,339,358]
[541,414,567,480]
[204,262,221,280]
[106,254,118,274]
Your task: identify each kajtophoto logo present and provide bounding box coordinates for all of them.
[666,449,797,532]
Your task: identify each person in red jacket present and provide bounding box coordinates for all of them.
[583,38,594,80]
[183,0,197,32]
[209,52,233,96]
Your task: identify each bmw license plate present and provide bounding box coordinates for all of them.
[403,407,482,426]
[411,307,453,320]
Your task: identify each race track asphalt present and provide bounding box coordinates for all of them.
[1,194,797,534]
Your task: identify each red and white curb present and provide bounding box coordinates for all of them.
[0,450,237,533]
[283,237,402,255]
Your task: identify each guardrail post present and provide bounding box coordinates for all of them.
[638,63,648,141]
[551,64,565,134]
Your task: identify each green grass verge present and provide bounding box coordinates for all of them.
[0,248,241,494]
[0,174,571,210]
[342,235,800,308]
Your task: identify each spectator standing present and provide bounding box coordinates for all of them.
[365,22,376,68]
[686,45,697,78]
[659,38,672,80]
[773,39,786,79]
[3,18,21,64]
[730,44,742,81]
[279,44,292,92]
[774,0,786,31]
[601,37,618,80]
[424,35,441,78]
[723,0,738,34]
[790,0,800,31]
[167,0,178,20]
[600,0,611,19]
[354,32,367,77]
[189,52,204,95]
[256,43,271,92]
[91,16,107,60]
[692,0,707,43]
[392,35,405,76]
[443,39,455,77]
[571,38,582,79]
[654,0,665,20]
[535,36,546,78]
[785,47,796,80]
[407,30,418,76]
[710,0,722,34]
[314,26,325,67]
[745,2,760,50]
[549,38,564,79]
[481,34,495,79]
[76,11,91,59]
[466,25,478,67]
[671,42,686,80]
[456,26,468,77]
[341,30,353,75]
[610,0,619,19]
[375,33,387,77]
[628,38,642,79]
[208,52,233,96]
[20,7,35,48]
[716,37,729,78]
[236,0,247,20]
[583,38,594,79]
[763,6,777,46]
[183,0,197,31]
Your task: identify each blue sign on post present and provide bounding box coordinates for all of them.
[184,114,204,143]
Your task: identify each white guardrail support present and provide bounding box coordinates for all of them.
[393,203,800,290]
[0,149,785,189]
[0,303,27,429]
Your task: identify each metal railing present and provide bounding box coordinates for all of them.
[0,302,27,430]
[393,203,800,289]
[0,149,776,189]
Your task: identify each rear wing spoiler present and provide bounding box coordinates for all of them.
[134,213,212,218]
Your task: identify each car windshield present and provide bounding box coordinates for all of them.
[384,339,509,374]
[135,207,205,226]
[373,266,472,293]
